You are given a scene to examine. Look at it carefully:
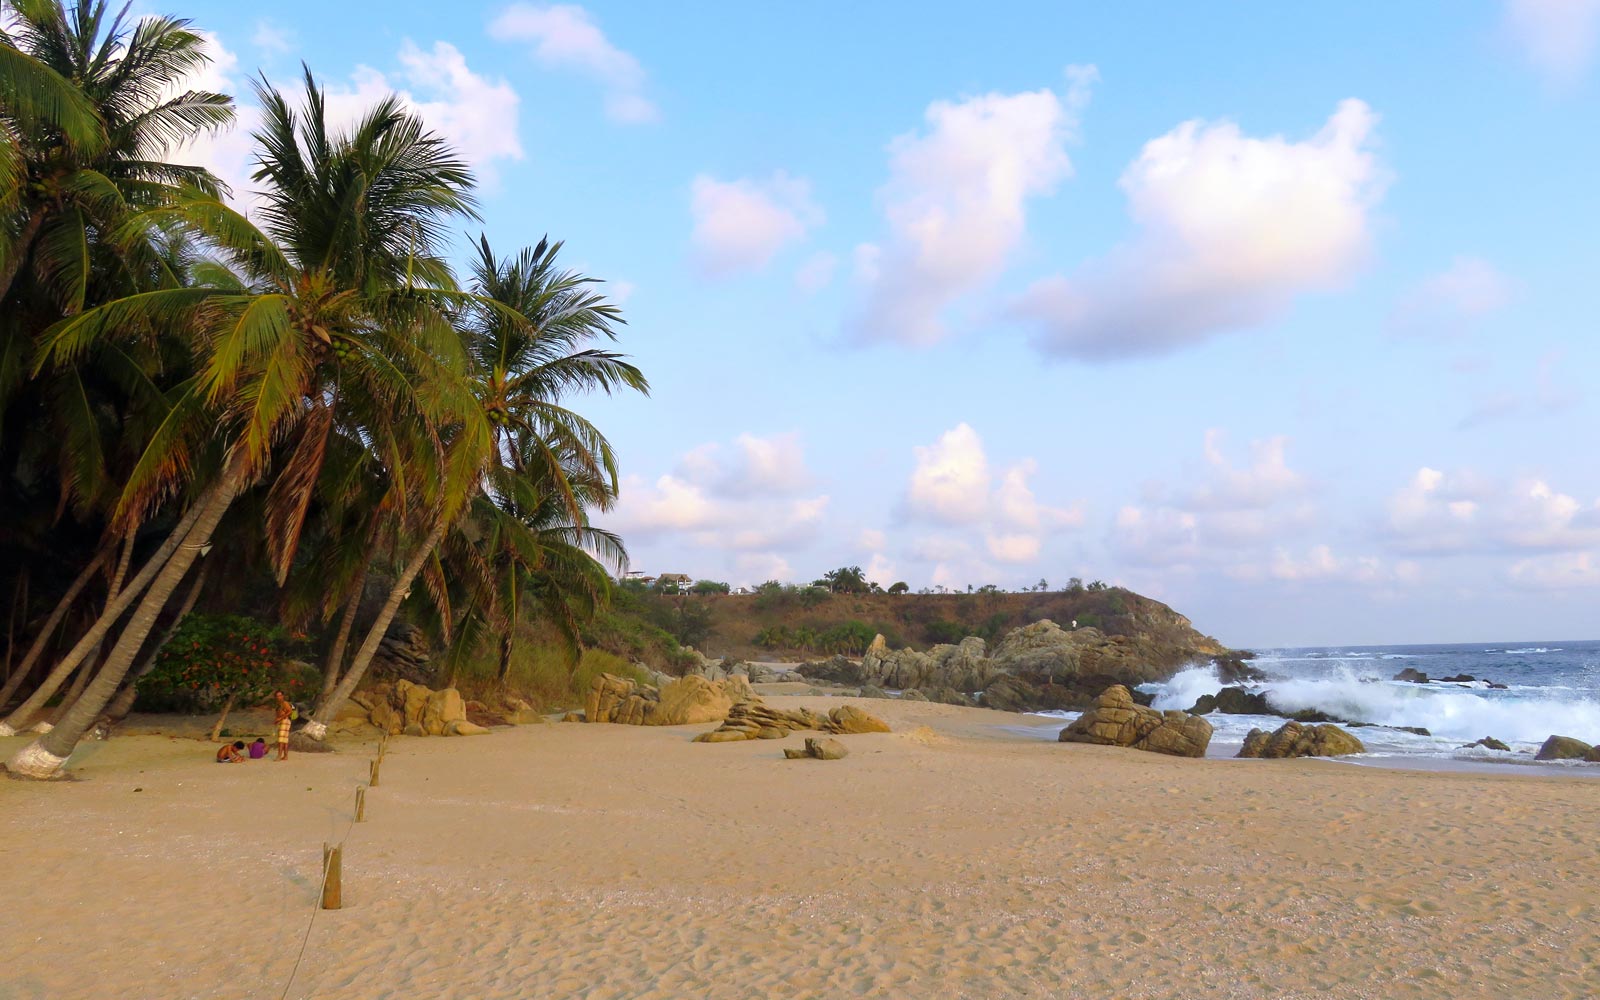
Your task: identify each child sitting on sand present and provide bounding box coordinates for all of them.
[248,738,268,759]
[216,741,247,763]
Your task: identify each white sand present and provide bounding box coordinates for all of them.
[2,696,1597,999]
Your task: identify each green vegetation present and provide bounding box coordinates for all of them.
[0,1,646,777]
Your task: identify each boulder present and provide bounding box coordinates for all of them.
[1237,722,1366,759]
[898,688,929,702]
[1393,667,1429,684]
[928,686,976,708]
[1462,737,1510,752]
[654,675,737,726]
[1058,685,1212,758]
[1213,652,1266,685]
[1188,687,1272,716]
[1534,735,1594,761]
[443,720,490,736]
[421,688,466,735]
[1437,674,1477,683]
[784,737,848,760]
[857,685,890,699]
[827,705,891,734]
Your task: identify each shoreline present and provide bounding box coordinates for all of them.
[4,695,1598,998]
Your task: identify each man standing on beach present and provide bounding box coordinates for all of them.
[273,690,292,761]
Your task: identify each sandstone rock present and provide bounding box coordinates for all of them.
[898,688,929,702]
[928,687,976,708]
[443,720,490,736]
[857,685,890,699]
[827,705,891,734]
[560,711,584,723]
[654,675,736,726]
[1237,721,1366,759]
[1393,667,1429,684]
[422,688,466,735]
[402,723,425,737]
[807,737,848,760]
[1057,685,1212,758]
[1534,735,1594,761]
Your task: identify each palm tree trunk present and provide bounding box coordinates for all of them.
[0,545,112,710]
[5,461,248,779]
[0,205,47,304]
[0,501,207,735]
[56,638,106,716]
[318,553,371,707]
[301,519,448,740]
[99,560,210,728]
[208,692,236,743]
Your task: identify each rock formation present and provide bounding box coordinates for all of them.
[1393,667,1429,684]
[693,702,890,743]
[585,672,754,726]
[1237,722,1365,758]
[1057,685,1212,758]
[1187,687,1272,716]
[333,680,490,737]
[1534,735,1597,761]
[785,737,848,760]
[1462,737,1510,751]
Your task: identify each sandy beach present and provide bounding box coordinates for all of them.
[3,695,1597,1000]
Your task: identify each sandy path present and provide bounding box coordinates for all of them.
[2,696,1596,999]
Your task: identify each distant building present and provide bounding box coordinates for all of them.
[656,573,692,588]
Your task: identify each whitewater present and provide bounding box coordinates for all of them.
[1028,640,1600,774]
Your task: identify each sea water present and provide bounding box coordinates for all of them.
[1022,640,1600,775]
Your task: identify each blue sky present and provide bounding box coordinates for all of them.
[178,1,1600,646]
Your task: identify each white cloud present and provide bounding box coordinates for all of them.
[1382,467,1600,556]
[1508,551,1600,589]
[986,533,1042,564]
[906,423,992,524]
[795,251,838,293]
[252,20,293,56]
[1391,257,1515,336]
[1505,0,1600,86]
[1112,432,1316,572]
[690,172,822,277]
[859,528,887,551]
[850,66,1096,346]
[865,553,898,587]
[1015,99,1385,360]
[676,432,811,498]
[734,552,793,583]
[1456,350,1581,428]
[176,35,522,211]
[490,3,657,123]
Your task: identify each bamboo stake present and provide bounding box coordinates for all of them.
[354,786,366,822]
[369,758,380,787]
[321,843,342,910]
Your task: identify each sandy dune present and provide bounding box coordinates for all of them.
[3,695,1597,999]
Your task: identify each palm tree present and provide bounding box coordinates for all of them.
[5,70,487,778]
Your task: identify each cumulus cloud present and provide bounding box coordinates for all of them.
[606,433,828,583]
[1014,100,1385,360]
[175,35,522,211]
[903,424,1082,571]
[1113,432,1320,571]
[1505,0,1600,86]
[849,66,1096,346]
[676,432,811,498]
[689,172,822,277]
[1227,545,1418,586]
[1508,552,1600,589]
[490,3,657,123]
[906,424,992,524]
[1382,467,1600,556]
[1391,257,1515,337]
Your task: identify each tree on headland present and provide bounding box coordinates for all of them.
[822,565,868,594]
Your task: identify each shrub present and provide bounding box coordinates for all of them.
[136,614,288,713]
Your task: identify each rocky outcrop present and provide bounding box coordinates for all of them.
[1237,722,1365,758]
[1058,685,1212,758]
[1188,687,1272,716]
[785,737,847,760]
[337,680,487,737]
[585,673,754,726]
[1393,667,1429,684]
[370,624,433,684]
[1534,735,1595,761]
[797,620,1210,715]
[1462,736,1511,751]
[693,702,891,743]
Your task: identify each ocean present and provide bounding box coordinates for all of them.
[1028,640,1600,775]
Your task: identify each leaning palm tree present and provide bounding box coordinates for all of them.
[5,71,487,778]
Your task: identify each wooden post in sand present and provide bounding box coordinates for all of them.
[321,843,342,910]
[354,786,366,822]
[378,734,388,760]
[369,757,381,787]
